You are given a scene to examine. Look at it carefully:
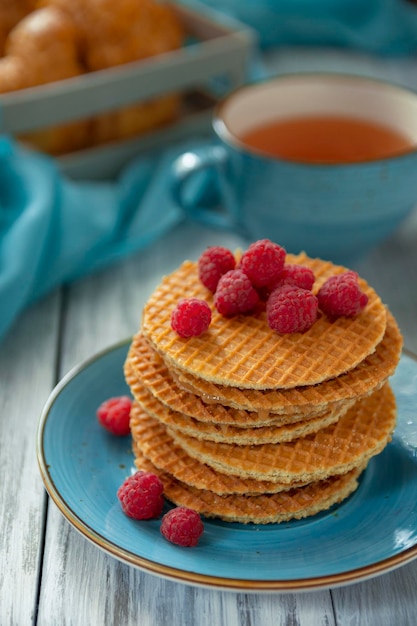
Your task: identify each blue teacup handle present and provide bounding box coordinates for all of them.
[171,144,241,231]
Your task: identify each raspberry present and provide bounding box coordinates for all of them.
[96,396,132,436]
[171,298,212,337]
[317,271,369,318]
[198,246,236,292]
[160,507,204,547]
[266,285,318,333]
[239,239,286,288]
[117,471,164,520]
[214,269,259,317]
[273,264,315,291]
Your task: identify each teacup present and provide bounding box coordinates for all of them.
[171,73,417,263]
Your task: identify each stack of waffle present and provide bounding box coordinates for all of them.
[124,252,402,524]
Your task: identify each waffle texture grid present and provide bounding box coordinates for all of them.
[141,254,388,390]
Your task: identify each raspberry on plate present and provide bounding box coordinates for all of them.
[198,246,236,292]
[239,239,286,288]
[160,506,204,547]
[171,298,212,337]
[117,471,164,520]
[266,284,318,333]
[96,396,132,436]
[214,269,259,317]
[317,271,369,318]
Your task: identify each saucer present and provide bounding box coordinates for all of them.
[37,342,417,591]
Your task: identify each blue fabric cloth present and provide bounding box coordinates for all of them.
[2,0,417,341]
[197,0,417,52]
[0,137,199,340]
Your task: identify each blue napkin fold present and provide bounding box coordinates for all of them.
[0,136,206,340]
[197,0,417,52]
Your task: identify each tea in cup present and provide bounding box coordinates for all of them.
[171,73,417,262]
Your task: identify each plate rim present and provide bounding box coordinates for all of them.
[36,341,417,592]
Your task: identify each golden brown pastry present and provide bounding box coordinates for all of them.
[42,0,184,145]
[0,0,36,55]
[0,0,184,154]
[91,93,181,145]
[0,6,91,154]
[41,0,183,70]
[5,5,84,82]
[0,55,33,91]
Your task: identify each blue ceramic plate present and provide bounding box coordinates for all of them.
[37,342,417,591]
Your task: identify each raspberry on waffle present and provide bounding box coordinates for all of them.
[141,253,387,390]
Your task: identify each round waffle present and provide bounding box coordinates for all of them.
[133,446,363,524]
[141,253,387,390]
[130,408,311,495]
[172,310,402,413]
[126,333,347,421]
[168,384,396,484]
[125,367,351,443]
[128,310,401,418]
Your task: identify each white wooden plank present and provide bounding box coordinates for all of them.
[332,560,417,626]
[231,592,336,626]
[0,292,61,626]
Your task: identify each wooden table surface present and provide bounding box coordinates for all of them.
[1,207,417,625]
